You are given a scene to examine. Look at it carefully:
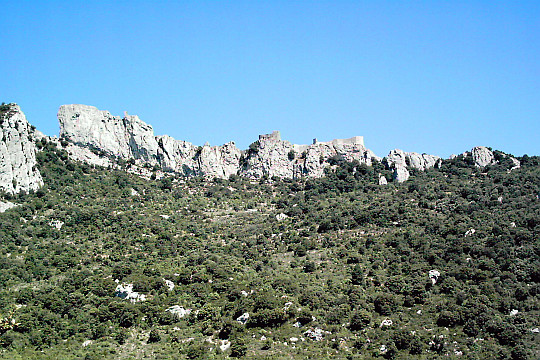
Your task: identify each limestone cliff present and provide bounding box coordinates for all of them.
[58,105,382,180]
[56,104,455,182]
[241,132,378,179]
[385,149,442,183]
[58,104,160,163]
[0,104,43,193]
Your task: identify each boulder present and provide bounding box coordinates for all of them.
[165,305,191,319]
[114,283,147,303]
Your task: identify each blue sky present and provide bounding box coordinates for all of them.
[1,1,539,157]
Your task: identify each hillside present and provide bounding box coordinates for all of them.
[0,138,538,359]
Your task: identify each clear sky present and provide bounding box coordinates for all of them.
[1,1,539,158]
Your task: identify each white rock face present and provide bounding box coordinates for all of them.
[236,312,250,324]
[303,327,330,341]
[0,104,43,193]
[164,279,175,291]
[58,105,160,163]
[165,305,191,318]
[393,165,410,183]
[242,132,378,179]
[378,175,388,185]
[114,283,147,303]
[385,149,441,183]
[57,104,458,182]
[48,220,64,230]
[0,201,17,213]
[276,213,289,221]
[471,146,495,167]
[429,269,441,285]
[465,228,476,237]
[219,340,231,352]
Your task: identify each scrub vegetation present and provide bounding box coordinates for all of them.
[0,139,538,359]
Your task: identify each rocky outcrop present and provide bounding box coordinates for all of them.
[242,132,378,179]
[0,104,43,193]
[384,149,441,183]
[470,146,495,167]
[58,104,463,182]
[295,136,378,178]
[464,146,521,169]
[0,201,17,213]
[58,104,160,163]
[58,105,381,180]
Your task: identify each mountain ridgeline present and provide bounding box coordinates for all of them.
[0,103,522,195]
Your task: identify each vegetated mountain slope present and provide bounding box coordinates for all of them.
[0,139,538,359]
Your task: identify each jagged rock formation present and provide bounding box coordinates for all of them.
[58,105,380,180]
[59,105,242,178]
[242,132,379,179]
[156,135,241,178]
[58,104,160,163]
[384,149,441,183]
[0,104,43,193]
[470,146,495,167]
[459,146,521,169]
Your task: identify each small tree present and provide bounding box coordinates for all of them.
[230,337,247,357]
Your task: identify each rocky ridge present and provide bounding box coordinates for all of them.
[57,105,382,180]
[0,104,43,194]
[0,103,522,193]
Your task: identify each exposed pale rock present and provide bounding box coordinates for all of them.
[429,269,441,285]
[198,142,242,178]
[49,220,64,230]
[56,104,454,182]
[293,136,378,178]
[465,229,476,237]
[242,131,296,179]
[283,302,293,310]
[385,149,441,183]
[510,157,521,170]
[406,152,441,171]
[164,279,175,291]
[393,166,410,183]
[63,142,113,168]
[82,340,92,347]
[58,105,160,163]
[304,327,330,341]
[165,305,191,318]
[219,340,231,352]
[380,319,393,327]
[276,213,289,221]
[0,104,43,193]
[236,312,249,324]
[114,283,147,303]
[471,146,495,167]
[243,132,378,179]
[378,176,388,185]
[509,309,519,316]
[0,201,17,213]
